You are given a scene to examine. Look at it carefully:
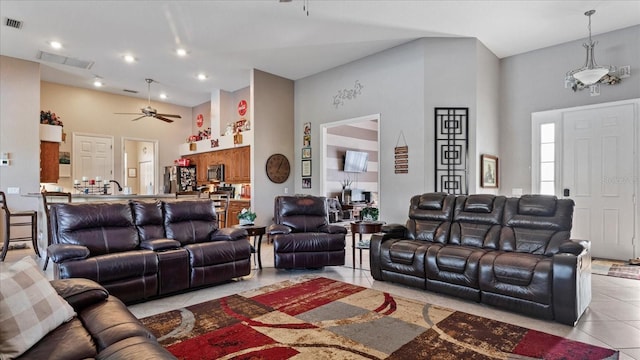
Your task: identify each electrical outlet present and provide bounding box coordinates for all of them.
[619,65,631,78]
[7,187,20,194]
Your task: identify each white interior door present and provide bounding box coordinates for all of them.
[139,161,153,195]
[73,134,114,191]
[562,103,636,260]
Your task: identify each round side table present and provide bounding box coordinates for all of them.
[350,221,384,269]
[233,224,266,269]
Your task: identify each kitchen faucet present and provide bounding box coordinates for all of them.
[104,180,123,194]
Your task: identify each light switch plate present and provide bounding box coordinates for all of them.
[7,187,20,194]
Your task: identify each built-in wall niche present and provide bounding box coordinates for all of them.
[321,115,379,204]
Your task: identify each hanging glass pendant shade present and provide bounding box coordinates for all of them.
[566,10,611,86]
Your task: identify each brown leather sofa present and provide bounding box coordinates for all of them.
[18,278,175,360]
[46,199,251,304]
[370,193,591,325]
[268,195,347,269]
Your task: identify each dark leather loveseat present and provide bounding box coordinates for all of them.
[18,278,175,360]
[370,193,591,325]
[46,199,251,304]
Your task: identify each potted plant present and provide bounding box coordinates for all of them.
[237,208,256,225]
[360,207,379,222]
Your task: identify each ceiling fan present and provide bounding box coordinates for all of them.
[115,78,181,123]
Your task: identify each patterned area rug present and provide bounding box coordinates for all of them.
[592,259,640,280]
[140,277,618,359]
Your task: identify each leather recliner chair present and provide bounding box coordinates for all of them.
[268,195,347,269]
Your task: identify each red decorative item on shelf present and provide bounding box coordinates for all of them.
[176,158,190,166]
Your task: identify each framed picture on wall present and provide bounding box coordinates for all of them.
[302,147,311,159]
[128,168,137,178]
[302,160,312,177]
[302,177,311,189]
[480,154,498,188]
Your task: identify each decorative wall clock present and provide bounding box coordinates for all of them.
[266,154,290,184]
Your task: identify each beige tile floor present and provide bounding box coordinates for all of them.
[3,237,640,360]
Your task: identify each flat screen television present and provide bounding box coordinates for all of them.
[344,150,368,173]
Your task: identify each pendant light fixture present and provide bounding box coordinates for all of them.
[566,10,611,86]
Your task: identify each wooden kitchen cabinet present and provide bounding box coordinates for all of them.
[225,147,250,183]
[182,145,250,185]
[40,141,60,183]
[228,200,250,227]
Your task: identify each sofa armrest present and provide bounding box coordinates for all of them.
[140,239,181,251]
[48,244,90,263]
[211,227,248,241]
[558,239,585,255]
[380,223,407,237]
[552,239,591,326]
[318,224,348,234]
[50,278,108,311]
[267,224,291,235]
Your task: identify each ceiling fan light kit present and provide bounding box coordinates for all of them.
[114,78,182,123]
[565,10,629,95]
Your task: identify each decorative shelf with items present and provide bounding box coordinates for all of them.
[73,177,112,195]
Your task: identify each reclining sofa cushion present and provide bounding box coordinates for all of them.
[371,193,455,289]
[425,195,506,300]
[479,195,574,320]
[163,200,251,287]
[52,203,139,255]
[163,200,219,244]
[57,251,159,303]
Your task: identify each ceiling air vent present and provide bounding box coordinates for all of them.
[123,89,138,94]
[5,18,23,29]
[37,50,94,70]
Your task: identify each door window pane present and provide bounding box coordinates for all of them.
[541,143,554,162]
[540,123,555,143]
[540,162,554,181]
[540,181,555,195]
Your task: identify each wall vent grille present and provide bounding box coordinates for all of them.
[37,50,94,69]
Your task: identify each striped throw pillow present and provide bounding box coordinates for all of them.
[0,257,76,359]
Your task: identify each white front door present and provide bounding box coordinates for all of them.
[73,134,114,192]
[562,103,636,260]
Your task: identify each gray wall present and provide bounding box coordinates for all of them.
[0,56,41,212]
[252,69,295,223]
[296,38,496,224]
[499,25,640,195]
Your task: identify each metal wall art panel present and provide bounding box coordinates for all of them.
[434,107,469,195]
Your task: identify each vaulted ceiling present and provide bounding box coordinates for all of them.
[1,1,638,107]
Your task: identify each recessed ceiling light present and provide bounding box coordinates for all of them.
[123,54,136,63]
[49,41,62,49]
[93,79,103,87]
[176,48,187,57]
[159,93,168,99]
[197,73,207,81]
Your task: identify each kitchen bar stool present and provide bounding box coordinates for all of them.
[0,191,38,261]
[41,191,72,270]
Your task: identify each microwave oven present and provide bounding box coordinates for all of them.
[207,164,225,182]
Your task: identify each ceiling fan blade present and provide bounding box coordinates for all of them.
[156,113,182,118]
[131,115,146,121]
[115,112,144,115]
[155,115,174,123]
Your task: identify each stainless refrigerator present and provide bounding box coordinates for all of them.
[163,165,197,193]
